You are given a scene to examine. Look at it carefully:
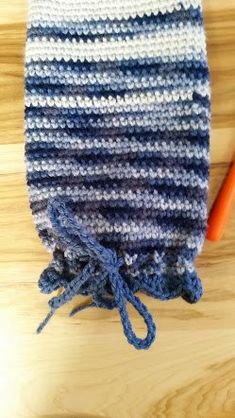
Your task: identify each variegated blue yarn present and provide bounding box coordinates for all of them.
[24,0,211,350]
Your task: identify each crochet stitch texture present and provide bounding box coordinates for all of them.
[24,0,211,349]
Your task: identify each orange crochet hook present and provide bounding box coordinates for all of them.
[206,161,235,241]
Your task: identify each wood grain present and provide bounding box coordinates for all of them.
[0,1,235,417]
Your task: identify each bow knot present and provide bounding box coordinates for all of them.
[103,248,124,273]
[36,197,156,350]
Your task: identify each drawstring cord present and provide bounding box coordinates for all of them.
[37,197,156,350]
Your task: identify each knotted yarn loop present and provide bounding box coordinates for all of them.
[37,196,156,350]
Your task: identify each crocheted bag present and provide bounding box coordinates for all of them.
[24,0,211,349]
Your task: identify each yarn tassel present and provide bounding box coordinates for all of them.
[36,197,156,350]
[69,301,96,317]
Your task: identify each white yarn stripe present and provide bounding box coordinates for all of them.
[25,114,209,132]
[28,0,202,23]
[27,133,208,160]
[34,213,203,248]
[25,92,194,111]
[25,25,206,63]
[25,104,207,122]
[30,185,207,216]
[30,187,207,219]
[27,161,208,189]
[25,85,210,112]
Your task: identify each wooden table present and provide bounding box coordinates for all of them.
[0,1,235,417]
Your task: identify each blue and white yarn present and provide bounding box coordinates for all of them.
[24,0,211,350]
